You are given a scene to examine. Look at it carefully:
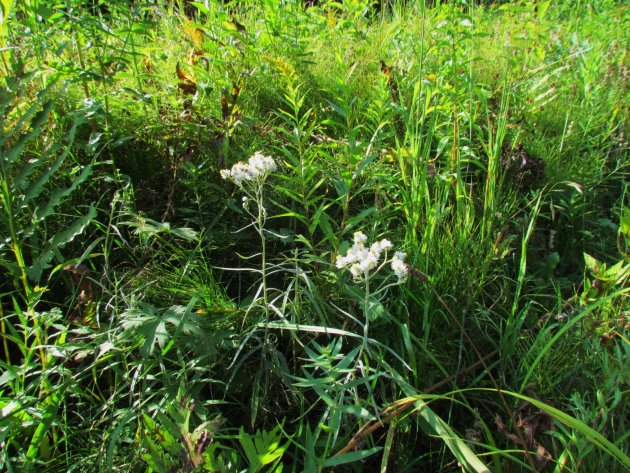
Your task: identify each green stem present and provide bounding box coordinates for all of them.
[69,2,91,101]
[257,184,268,314]
[0,305,10,367]
[360,277,370,361]
[364,278,369,341]
[0,176,31,299]
[0,132,50,398]
[331,182,353,264]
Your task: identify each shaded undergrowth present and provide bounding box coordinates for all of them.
[0,1,628,472]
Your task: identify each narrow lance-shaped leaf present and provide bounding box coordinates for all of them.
[416,400,490,473]
[35,164,93,221]
[323,447,383,467]
[23,120,82,205]
[12,143,59,195]
[1,100,53,160]
[28,205,97,281]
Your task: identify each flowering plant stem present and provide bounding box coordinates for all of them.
[361,278,370,360]
[336,232,409,362]
[221,152,277,321]
[255,185,269,316]
[238,183,270,319]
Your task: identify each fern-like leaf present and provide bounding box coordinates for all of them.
[121,301,202,358]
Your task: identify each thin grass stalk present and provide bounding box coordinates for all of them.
[121,9,149,115]
[0,0,15,72]
[0,146,51,394]
[67,0,91,100]
[519,286,630,393]
[458,387,630,471]
[482,90,509,242]
[423,277,540,471]
[333,347,499,458]
[505,192,543,355]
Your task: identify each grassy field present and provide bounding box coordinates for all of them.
[0,0,628,471]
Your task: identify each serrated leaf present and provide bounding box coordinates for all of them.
[35,164,93,220]
[237,425,288,472]
[21,118,81,204]
[584,253,600,275]
[124,217,198,242]
[28,206,97,281]
[239,427,261,470]
[121,302,201,358]
[4,102,54,165]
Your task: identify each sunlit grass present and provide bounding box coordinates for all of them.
[0,0,627,471]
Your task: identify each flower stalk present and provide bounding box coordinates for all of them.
[221,152,277,316]
[336,231,408,353]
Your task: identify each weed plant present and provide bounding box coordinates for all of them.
[0,0,628,472]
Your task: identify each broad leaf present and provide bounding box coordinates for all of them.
[121,302,201,358]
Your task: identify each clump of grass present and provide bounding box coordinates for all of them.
[1,1,628,471]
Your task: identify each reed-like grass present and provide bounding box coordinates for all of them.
[1,1,627,471]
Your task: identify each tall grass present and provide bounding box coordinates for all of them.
[1,0,628,471]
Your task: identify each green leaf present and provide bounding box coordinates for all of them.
[123,217,198,242]
[338,404,375,420]
[4,101,54,166]
[345,207,376,232]
[237,425,288,472]
[239,427,261,471]
[620,207,630,240]
[317,212,337,247]
[472,389,630,470]
[121,301,201,358]
[355,151,380,177]
[0,366,17,387]
[28,205,97,281]
[142,414,176,473]
[323,446,382,467]
[415,399,490,473]
[380,424,396,473]
[584,252,601,274]
[35,164,93,220]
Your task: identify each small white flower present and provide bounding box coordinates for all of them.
[248,152,277,178]
[220,152,276,186]
[369,240,383,254]
[391,254,408,281]
[363,252,379,271]
[337,233,407,282]
[350,263,361,278]
[353,231,368,246]
[394,251,406,260]
[379,239,393,251]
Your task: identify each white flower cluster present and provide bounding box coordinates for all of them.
[220,152,277,186]
[391,252,408,280]
[336,231,408,281]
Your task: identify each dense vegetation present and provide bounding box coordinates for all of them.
[0,0,628,471]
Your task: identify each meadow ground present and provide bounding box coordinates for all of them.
[0,1,628,471]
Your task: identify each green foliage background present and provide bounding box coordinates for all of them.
[0,0,627,471]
